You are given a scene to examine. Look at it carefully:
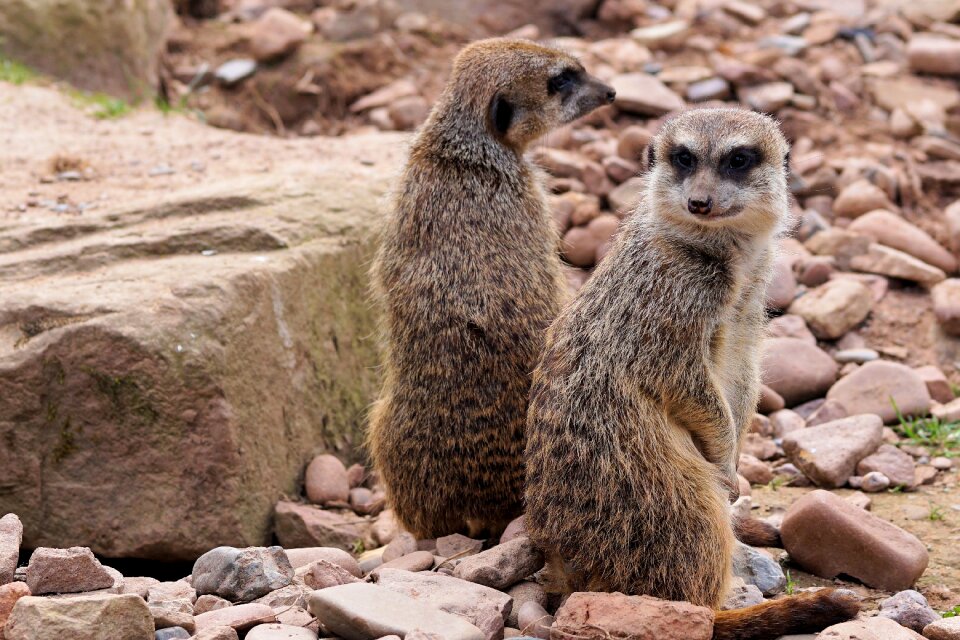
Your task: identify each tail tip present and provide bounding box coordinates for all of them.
[824,587,862,620]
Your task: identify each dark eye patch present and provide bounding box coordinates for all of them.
[490,95,514,135]
[547,68,580,95]
[669,146,696,175]
[721,146,761,178]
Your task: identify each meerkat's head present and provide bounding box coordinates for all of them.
[437,38,616,152]
[645,109,792,238]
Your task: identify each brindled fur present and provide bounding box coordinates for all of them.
[525,108,858,638]
[368,38,614,538]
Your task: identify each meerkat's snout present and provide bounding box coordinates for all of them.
[684,172,734,219]
[554,67,615,123]
[571,76,615,120]
[688,196,712,215]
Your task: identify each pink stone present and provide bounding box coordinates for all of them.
[827,361,931,424]
[194,603,276,633]
[25,547,114,595]
[915,365,954,404]
[0,582,31,635]
[856,444,917,489]
[0,515,22,586]
[761,338,838,407]
[552,592,714,640]
[304,454,350,505]
[782,415,883,488]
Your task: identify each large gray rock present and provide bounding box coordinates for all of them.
[731,542,785,597]
[192,546,294,603]
[0,0,172,100]
[0,84,404,560]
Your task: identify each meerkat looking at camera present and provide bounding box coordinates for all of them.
[525,108,858,640]
[368,38,615,539]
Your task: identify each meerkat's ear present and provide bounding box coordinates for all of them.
[490,94,514,136]
[647,144,656,167]
[783,150,791,170]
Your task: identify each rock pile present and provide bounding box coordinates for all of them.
[0,489,953,639]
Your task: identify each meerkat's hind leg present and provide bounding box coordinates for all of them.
[538,552,586,595]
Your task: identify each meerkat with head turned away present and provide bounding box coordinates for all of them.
[525,108,859,640]
[368,38,616,539]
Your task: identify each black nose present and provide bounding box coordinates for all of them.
[688,197,712,215]
[605,88,616,103]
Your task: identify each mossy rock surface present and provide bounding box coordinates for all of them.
[0,91,405,559]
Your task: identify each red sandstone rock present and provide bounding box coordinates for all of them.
[551,592,714,640]
[781,490,928,591]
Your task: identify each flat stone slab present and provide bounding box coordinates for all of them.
[782,415,883,488]
[307,582,485,640]
[375,568,511,640]
[826,361,931,424]
[194,603,276,633]
[452,537,544,590]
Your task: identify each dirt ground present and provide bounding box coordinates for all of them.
[0,81,401,216]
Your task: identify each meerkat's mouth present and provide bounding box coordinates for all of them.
[691,205,743,220]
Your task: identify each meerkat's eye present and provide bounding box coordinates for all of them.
[723,147,760,174]
[671,148,696,171]
[548,69,578,95]
[729,153,750,170]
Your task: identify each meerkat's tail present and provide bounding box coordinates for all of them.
[712,589,860,640]
[732,514,782,548]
